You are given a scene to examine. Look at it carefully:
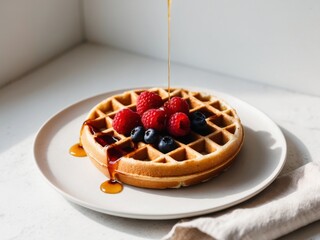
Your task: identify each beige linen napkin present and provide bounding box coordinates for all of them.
[163,162,320,240]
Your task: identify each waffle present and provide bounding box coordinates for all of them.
[80,88,244,189]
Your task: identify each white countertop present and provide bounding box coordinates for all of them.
[1,43,319,240]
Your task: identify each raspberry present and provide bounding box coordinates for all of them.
[167,112,190,137]
[136,91,163,115]
[141,109,167,132]
[112,108,141,136]
[164,97,189,116]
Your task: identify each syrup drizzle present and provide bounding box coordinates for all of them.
[70,120,136,194]
[100,146,124,194]
[167,0,172,99]
[100,143,135,194]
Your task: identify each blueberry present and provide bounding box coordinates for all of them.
[190,111,208,132]
[144,129,159,144]
[130,126,145,142]
[158,136,176,153]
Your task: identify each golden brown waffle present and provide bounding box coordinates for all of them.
[80,88,244,189]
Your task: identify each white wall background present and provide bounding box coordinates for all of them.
[0,0,83,87]
[84,0,320,96]
[0,0,319,96]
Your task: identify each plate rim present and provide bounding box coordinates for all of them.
[33,87,287,220]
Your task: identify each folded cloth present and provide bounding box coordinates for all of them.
[163,162,320,240]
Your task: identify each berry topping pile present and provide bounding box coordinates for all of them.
[112,90,208,153]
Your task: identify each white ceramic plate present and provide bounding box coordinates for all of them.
[34,88,287,220]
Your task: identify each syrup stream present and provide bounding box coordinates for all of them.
[167,0,172,99]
